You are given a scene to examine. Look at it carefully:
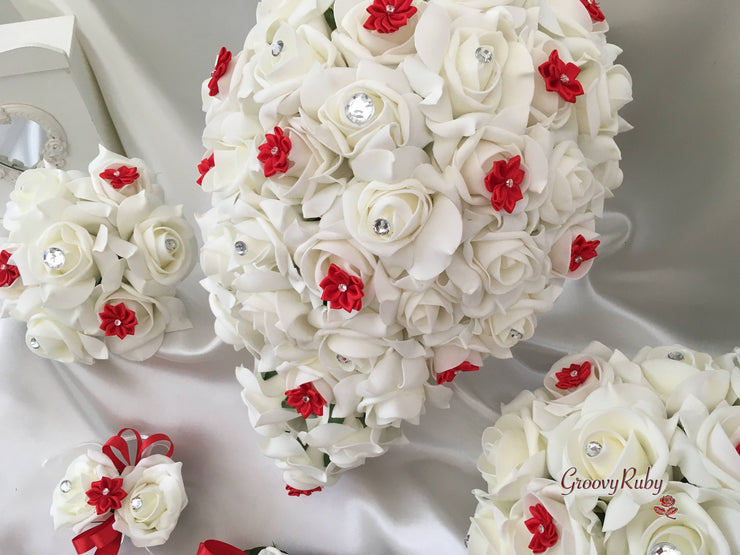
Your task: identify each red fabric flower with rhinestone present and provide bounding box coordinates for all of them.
[197,153,215,186]
[484,155,525,213]
[569,234,600,272]
[538,50,584,103]
[208,46,232,96]
[86,476,127,515]
[554,361,592,390]
[286,485,322,497]
[99,302,138,339]
[736,442,740,457]
[285,383,326,418]
[319,263,364,313]
[257,126,292,178]
[436,361,480,384]
[0,250,20,287]
[99,166,139,189]
[524,503,558,554]
[580,0,605,22]
[363,0,417,34]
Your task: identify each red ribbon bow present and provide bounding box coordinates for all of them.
[102,427,174,473]
[72,516,122,555]
[197,540,247,555]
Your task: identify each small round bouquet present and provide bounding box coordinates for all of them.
[51,428,187,554]
[0,146,196,363]
[468,342,740,554]
[198,0,632,490]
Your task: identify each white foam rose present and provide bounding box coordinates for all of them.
[402,5,534,126]
[604,482,740,554]
[298,62,430,158]
[672,401,740,495]
[87,146,153,204]
[549,215,599,279]
[87,284,191,362]
[125,205,197,296]
[50,451,119,532]
[25,310,107,364]
[477,389,548,500]
[545,383,676,531]
[114,454,188,548]
[4,168,78,228]
[331,0,424,67]
[468,479,602,555]
[630,345,733,415]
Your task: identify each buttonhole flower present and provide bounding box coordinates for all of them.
[285,383,326,418]
[524,503,558,554]
[569,234,600,271]
[285,485,322,497]
[99,302,138,339]
[484,155,525,214]
[197,153,215,186]
[554,361,591,390]
[363,0,417,34]
[538,50,584,104]
[208,46,232,96]
[0,250,20,286]
[85,476,127,515]
[257,127,292,178]
[436,361,479,384]
[99,166,140,189]
[580,0,606,22]
[319,263,364,313]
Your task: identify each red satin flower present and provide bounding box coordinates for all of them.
[554,361,592,390]
[363,0,417,34]
[197,153,215,186]
[285,485,322,497]
[436,361,480,384]
[569,234,600,272]
[524,503,558,554]
[285,383,326,418]
[0,250,20,287]
[99,165,139,189]
[736,442,740,457]
[319,263,364,313]
[86,476,127,515]
[99,302,138,339]
[257,126,292,177]
[208,46,232,96]
[580,0,605,22]
[484,155,525,213]
[538,50,584,103]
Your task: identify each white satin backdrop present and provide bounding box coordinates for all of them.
[1,1,738,553]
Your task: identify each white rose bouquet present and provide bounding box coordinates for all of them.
[468,342,740,555]
[0,146,196,363]
[197,0,631,491]
[51,428,188,554]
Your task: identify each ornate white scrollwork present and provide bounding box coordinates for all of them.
[0,103,68,183]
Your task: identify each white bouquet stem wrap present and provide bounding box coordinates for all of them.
[468,342,740,554]
[0,146,196,363]
[197,0,631,491]
[50,428,187,553]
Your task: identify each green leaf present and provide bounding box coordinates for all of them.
[324,453,331,467]
[323,7,337,31]
[261,371,278,380]
[327,404,345,424]
[281,398,291,409]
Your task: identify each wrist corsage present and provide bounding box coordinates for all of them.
[0,146,196,363]
[51,428,188,553]
[468,342,740,554]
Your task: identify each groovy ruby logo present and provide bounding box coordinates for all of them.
[560,466,665,496]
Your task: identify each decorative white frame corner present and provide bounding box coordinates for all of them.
[0,102,68,183]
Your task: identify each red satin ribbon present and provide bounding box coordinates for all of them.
[72,516,122,555]
[102,428,174,473]
[197,540,246,555]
